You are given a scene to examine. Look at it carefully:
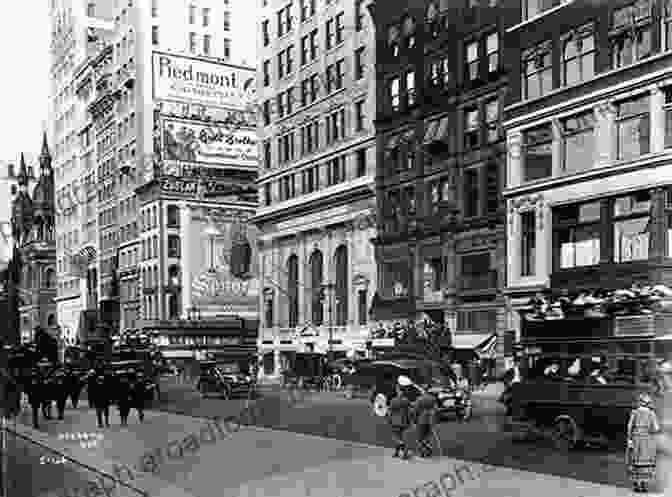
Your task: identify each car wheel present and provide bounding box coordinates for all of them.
[373,393,389,417]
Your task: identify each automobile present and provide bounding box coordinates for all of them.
[365,358,472,421]
[196,361,256,399]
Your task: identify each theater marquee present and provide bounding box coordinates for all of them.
[152,52,256,109]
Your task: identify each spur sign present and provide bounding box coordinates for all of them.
[153,52,256,109]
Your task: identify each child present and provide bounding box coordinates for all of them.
[388,380,411,459]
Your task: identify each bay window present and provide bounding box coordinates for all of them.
[522,42,553,100]
[613,191,652,263]
[521,211,536,276]
[554,202,601,270]
[523,124,553,181]
[610,0,652,69]
[561,111,596,174]
[616,94,650,161]
[562,26,595,86]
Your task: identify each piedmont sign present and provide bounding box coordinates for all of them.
[163,119,259,167]
[153,52,256,109]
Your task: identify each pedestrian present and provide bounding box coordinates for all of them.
[40,364,55,420]
[53,367,69,420]
[627,393,661,493]
[65,364,83,409]
[116,373,132,427]
[26,367,44,429]
[412,381,438,458]
[388,378,411,459]
[88,367,111,428]
[130,372,147,423]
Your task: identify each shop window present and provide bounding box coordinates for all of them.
[523,124,553,181]
[562,26,595,86]
[461,252,492,290]
[521,211,536,276]
[457,309,496,332]
[554,201,601,270]
[561,111,596,174]
[616,94,650,161]
[613,191,652,263]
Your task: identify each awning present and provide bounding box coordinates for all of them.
[451,333,498,359]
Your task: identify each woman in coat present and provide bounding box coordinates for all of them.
[627,393,661,492]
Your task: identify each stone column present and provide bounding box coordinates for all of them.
[595,101,616,166]
[297,233,306,326]
[650,85,665,154]
[551,119,563,177]
[179,203,191,319]
[507,131,523,187]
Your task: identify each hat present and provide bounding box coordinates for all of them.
[397,375,412,387]
[638,393,653,407]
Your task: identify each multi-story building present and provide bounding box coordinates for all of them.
[502,0,672,341]
[50,0,258,346]
[253,0,378,380]
[370,1,516,370]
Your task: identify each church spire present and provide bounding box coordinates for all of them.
[17,153,29,188]
[39,132,52,174]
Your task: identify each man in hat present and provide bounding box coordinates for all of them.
[26,367,45,429]
[88,365,112,428]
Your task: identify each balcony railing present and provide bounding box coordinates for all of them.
[460,271,498,292]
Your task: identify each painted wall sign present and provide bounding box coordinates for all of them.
[152,52,256,109]
[163,120,259,167]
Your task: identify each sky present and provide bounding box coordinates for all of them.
[0,3,50,162]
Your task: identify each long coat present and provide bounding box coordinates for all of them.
[627,405,660,484]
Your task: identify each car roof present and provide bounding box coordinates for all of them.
[371,359,435,369]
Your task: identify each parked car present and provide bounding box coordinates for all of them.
[196,361,256,399]
[363,358,472,421]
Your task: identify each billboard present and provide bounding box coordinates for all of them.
[153,52,256,109]
[163,119,258,166]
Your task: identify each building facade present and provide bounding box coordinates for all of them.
[253,0,378,379]
[502,0,672,338]
[50,0,258,346]
[11,141,58,345]
[370,0,516,369]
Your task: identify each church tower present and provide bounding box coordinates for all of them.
[10,153,34,247]
[31,132,55,243]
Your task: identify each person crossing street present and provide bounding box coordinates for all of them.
[52,366,69,420]
[116,371,133,427]
[88,365,113,428]
[388,379,412,459]
[26,367,45,429]
[130,371,148,423]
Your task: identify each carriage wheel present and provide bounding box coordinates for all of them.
[552,415,579,451]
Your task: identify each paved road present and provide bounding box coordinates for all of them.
[154,378,636,490]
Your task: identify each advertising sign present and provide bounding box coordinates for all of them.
[163,119,258,166]
[153,52,256,109]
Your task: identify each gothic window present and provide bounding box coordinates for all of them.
[335,245,348,326]
[287,255,299,328]
[310,250,323,325]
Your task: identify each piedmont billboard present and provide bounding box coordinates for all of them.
[153,52,256,109]
[163,119,259,166]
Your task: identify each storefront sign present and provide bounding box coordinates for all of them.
[160,178,198,195]
[160,177,250,199]
[372,338,395,348]
[153,52,255,109]
[163,120,258,166]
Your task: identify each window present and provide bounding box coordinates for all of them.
[464,107,480,149]
[457,309,497,332]
[335,246,348,326]
[309,29,318,61]
[616,94,650,161]
[384,260,410,297]
[356,0,365,31]
[152,26,159,45]
[355,47,365,80]
[523,43,553,99]
[301,35,309,65]
[554,202,601,270]
[223,11,231,31]
[665,88,672,148]
[485,99,499,142]
[265,296,274,328]
[301,121,319,155]
[403,16,416,49]
[355,100,365,131]
[405,70,416,106]
[152,0,158,17]
[562,27,595,86]
[263,60,270,86]
[223,38,231,58]
[326,19,335,50]
[521,211,536,276]
[665,0,672,50]
[358,290,367,325]
[614,191,652,263]
[262,100,271,126]
[404,186,416,218]
[263,140,271,169]
[168,235,181,258]
[287,256,299,327]
[326,108,345,144]
[189,32,197,53]
[167,205,179,227]
[356,149,367,176]
[264,184,272,205]
[262,20,270,46]
[277,5,292,37]
[300,0,315,21]
[278,133,295,163]
[281,175,296,201]
[336,12,345,44]
[203,8,210,27]
[523,0,567,20]
[463,168,479,218]
[87,2,95,17]
[610,1,652,69]
[388,26,400,57]
[523,124,553,181]
[188,4,196,24]
[486,33,499,73]
[327,156,346,185]
[310,251,323,325]
[302,165,319,193]
[203,34,211,55]
[466,41,479,81]
[561,111,596,173]
[389,77,400,111]
[486,162,499,214]
[326,59,344,92]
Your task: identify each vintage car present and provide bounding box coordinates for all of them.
[363,358,472,421]
[197,361,256,399]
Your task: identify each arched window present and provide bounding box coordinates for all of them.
[309,250,323,325]
[335,245,348,326]
[286,255,299,328]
